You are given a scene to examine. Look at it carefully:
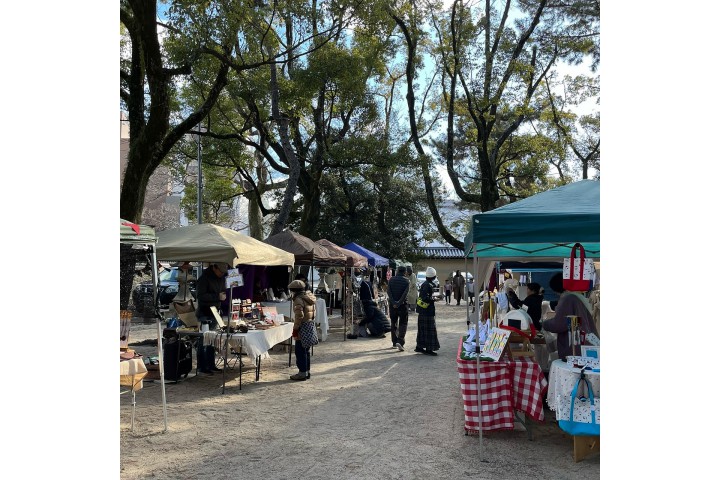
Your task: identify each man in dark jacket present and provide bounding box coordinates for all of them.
[194,263,228,374]
[387,266,410,351]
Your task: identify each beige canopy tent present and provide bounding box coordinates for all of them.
[156,223,295,267]
[155,223,294,394]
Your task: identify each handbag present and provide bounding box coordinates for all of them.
[298,321,319,349]
[562,243,595,292]
[558,371,600,436]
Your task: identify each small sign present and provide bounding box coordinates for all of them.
[479,327,511,362]
[226,269,244,288]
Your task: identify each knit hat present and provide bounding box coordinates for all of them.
[425,267,437,278]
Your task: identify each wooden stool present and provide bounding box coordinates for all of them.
[573,435,600,462]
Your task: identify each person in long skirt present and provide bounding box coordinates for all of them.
[415,266,440,356]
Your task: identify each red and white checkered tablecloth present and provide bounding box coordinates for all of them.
[457,338,548,433]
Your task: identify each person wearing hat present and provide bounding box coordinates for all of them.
[415,267,440,356]
[288,279,317,381]
[387,265,410,351]
[194,262,229,374]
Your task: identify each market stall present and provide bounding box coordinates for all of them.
[317,239,369,338]
[156,223,295,393]
[462,180,600,456]
[263,229,347,342]
[120,219,167,432]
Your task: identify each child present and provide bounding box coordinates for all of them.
[444,279,452,304]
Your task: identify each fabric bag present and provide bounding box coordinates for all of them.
[562,243,595,292]
[298,321,319,349]
[558,371,600,436]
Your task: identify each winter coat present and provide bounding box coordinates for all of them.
[417,280,436,316]
[292,291,317,330]
[196,266,226,318]
[543,292,598,360]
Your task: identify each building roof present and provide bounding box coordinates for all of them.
[420,246,465,259]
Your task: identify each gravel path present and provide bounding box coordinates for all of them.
[120,302,599,479]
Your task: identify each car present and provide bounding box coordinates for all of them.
[132,267,197,316]
[416,271,441,293]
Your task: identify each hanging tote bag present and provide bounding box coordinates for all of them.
[562,243,595,292]
[558,372,600,436]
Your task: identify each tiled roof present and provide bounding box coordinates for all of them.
[421,246,465,259]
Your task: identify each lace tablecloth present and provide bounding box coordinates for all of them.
[547,359,600,424]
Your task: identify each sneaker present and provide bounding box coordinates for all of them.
[290,372,308,381]
[423,350,438,356]
[397,343,405,352]
[392,343,399,349]
[414,347,425,353]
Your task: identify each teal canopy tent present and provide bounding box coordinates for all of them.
[464,180,600,260]
[463,180,600,291]
[461,182,599,454]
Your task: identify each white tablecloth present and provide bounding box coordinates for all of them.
[204,322,294,360]
[262,298,328,341]
[547,359,600,424]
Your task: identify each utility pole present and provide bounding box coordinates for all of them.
[196,123,203,224]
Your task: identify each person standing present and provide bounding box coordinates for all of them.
[453,270,466,306]
[519,282,544,330]
[289,279,317,381]
[406,265,418,313]
[542,273,599,360]
[415,267,440,356]
[195,263,229,374]
[466,277,475,307]
[444,278,452,304]
[387,266,410,351]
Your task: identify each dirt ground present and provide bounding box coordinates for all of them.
[120,301,600,479]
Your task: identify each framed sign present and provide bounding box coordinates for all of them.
[226,268,244,288]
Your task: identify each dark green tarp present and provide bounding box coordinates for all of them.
[464,180,600,259]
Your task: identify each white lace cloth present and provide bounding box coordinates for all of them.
[547,359,600,424]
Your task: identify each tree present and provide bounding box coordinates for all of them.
[389,0,600,248]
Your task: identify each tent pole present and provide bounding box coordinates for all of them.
[222,284,233,394]
[472,246,485,459]
[151,249,168,432]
